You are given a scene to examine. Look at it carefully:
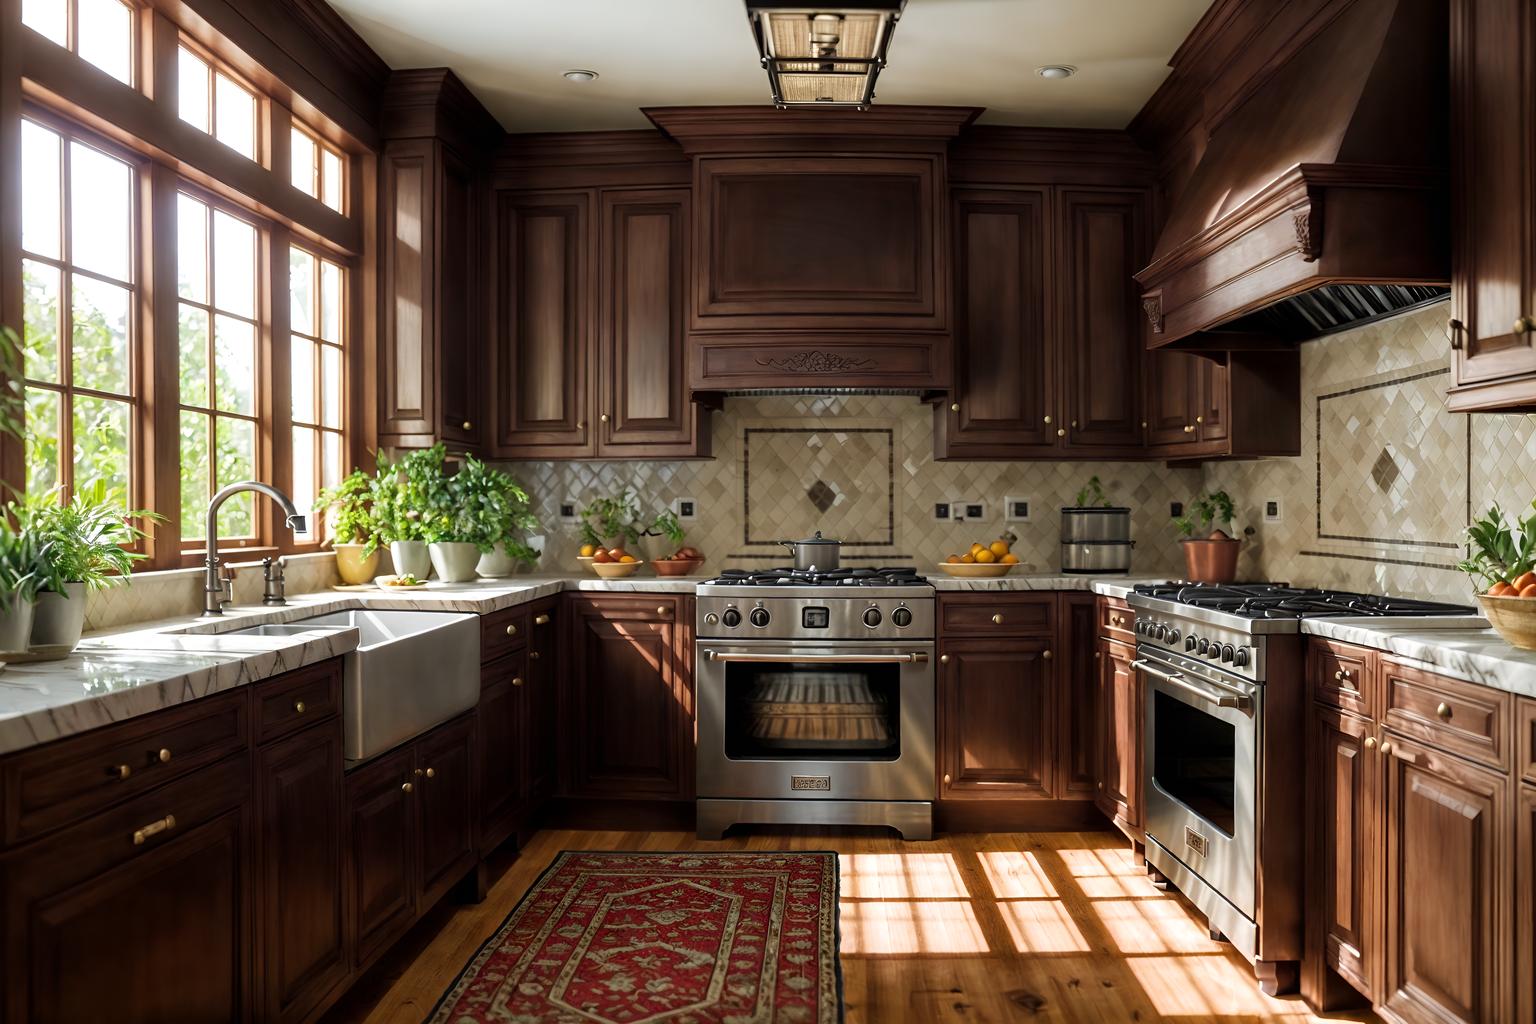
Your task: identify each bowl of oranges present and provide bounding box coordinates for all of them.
[1478,570,1536,651]
[937,540,1022,578]
[583,545,645,579]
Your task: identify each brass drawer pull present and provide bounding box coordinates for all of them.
[950,402,960,413]
[1364,736,1377,750]
[939,654,950,664]
[512,676,525,687]
[990,613,1004,625]
[1042,650,1052,660]
[110,764,132,780]
[156,748,172,764]
[529,650,541,660]
[132,814,176,846]
[1056,428,1066,438]
[505,624,518,637]
[461,420,473,431]
[657,606,669,616]
[1436,702,1452,721]
[425,767,436,779]
[293,700,306,714]
[534,613,550,626]
[402,781,414,794]
[943,773,952,786]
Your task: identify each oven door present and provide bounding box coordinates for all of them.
[1138,651,1260,918]
[696,639,935,802]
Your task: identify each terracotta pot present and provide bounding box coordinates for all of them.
[334,543,381,586]
[389,540,431,580]
[31,581,86,650]
[0,599,35,657]
[428,541,481,583]
[1181,535,1242,583]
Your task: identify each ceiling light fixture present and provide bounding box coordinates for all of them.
[744,1,907,109]
[562,69,599,82]
[1035,65,1077,80]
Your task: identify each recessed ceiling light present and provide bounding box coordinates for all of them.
[562,69,599,82]
[1036,65,1077,80]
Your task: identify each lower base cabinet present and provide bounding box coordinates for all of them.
[1093,636,1140,835]
[938,637,1054,798]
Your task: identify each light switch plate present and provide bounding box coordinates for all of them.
[672,497,698,520]
[1263,499,1283,523]
[1004,497,1031,522]
[558,500,579,523]
[933,502,951,521]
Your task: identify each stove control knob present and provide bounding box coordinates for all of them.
[749,608,771,628]
[892,607,912,627]
[721,608,741,628]
[1208,646,1222,660]
[863,607,883,628]
[1184,635,1198,652]
[704,613,719,626]
[1221,644,1235,663]
[1197,637,1210,655]
[1165,628,1181,644]
[1234,648,1250,667]
[1153,624,1167,640]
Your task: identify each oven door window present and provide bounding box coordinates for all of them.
[724,662,901,761]
[1151,690,1237,837]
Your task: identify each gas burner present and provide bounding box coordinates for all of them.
[1130,582,1476,620]
[703,567,928,588]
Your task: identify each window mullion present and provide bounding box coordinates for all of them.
[265,222,292,549]
[144,163,182,567]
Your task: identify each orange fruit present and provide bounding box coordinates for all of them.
[1521,583,1536,598]
[975,549,997,563]
[579,544,597,558]
[946,555,961,564]
[989,540,1010,558]
[1513,571,1536,591]
[960,553,976,564]
[1001,553,1020,565]
[1489,581,1516,597]
[620,554,637,564]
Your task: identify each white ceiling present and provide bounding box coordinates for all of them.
[328,0,1213,133]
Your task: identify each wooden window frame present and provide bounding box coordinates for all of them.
[174,34,265,168]
[286,242,348,547]
[290,118,346,215]
[21,0,140,89]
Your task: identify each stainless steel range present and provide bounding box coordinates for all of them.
[695,567,936,841]
[1127,583,1480,993]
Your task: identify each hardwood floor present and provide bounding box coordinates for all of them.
[321,828,1377,1023]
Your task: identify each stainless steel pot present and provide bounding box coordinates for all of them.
[1061,540,1134,575]
[1061,506,1132,542]
[778,531,841,571]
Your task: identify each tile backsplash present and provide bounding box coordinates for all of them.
[1205,300,1536,603]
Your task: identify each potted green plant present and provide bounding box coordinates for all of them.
[445,458,540,579]
[1456,500,1536,650]
[1173,490,1241,583]
[315,468,382,585]
[371,444,448,579]
[25,481,157,650]
[0,326,23,444]
[0,516,41,658]
[578,492,645,554]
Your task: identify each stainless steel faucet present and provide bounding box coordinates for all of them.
[202,481,308,616]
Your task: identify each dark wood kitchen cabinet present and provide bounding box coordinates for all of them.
[478,646,528,856]
[564,596,694,800]
[494,189,707,458]
[938,637,1055,799]
[1144,350,1299,460]
[1094,636,1141,836]
[525,600,561,808]
[1447,0,1536,411]
[478,598,558,855]
[1306,703,1377,1005]
[414,714,477,909]
[1519,778,1536,1023]
[1057,593,1099,799]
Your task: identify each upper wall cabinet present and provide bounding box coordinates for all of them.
[492,187,708,460]
[379,70,501,453]
[1447,0,1536,412]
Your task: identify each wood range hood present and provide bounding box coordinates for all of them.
[1136,0,1450,351]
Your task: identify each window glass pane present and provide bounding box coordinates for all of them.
[179,409,210,539]
[215,417,256,536]
[292,425,316,517]
[73,394,130,508]
[321,149,343,212]
[177,47,210,133]
[290,127,316,196]
[290,337,315,423]
[69,142,133,282]
[24,389,61,498]
[320,260,342,342]
[176,194,208,302]
[71,276,131,395]
[22,260,61,383]
[212,210,255,318]
[289,248,315,336]
[22,0,67,45]
[76,0,132,85]
[213,314,255,414]
[178,305,209,407]
[213,72,256,160]
[322,431,341,490]
[21,120,61,260]
[320,345,341,428]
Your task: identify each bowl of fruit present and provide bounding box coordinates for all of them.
[937,540,1022,578]
[1461,502,1536,651]
[653,547,706,576]
[588,546,644,579]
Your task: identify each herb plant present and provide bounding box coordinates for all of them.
[0,518,41,612]
[370,444,452,544]
[445,457,540,561]
[1074,475,1112,508]
[1456,501,1536,590]
[23,480,159,594]
[578,492,684,549]
[315,469,380,552]
[1173,491,1236,538]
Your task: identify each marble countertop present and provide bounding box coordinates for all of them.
[1301,619,1536,698]
[932,574,1166,599]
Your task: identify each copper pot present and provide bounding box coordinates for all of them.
[1181,535,1242,583]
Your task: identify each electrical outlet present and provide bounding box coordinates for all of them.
[672,497,698,520]
[933,502,950,521]
[1263,499,1282,523]
[963,501,987,521]
[558,500,579,522]
[1004,497,1031,523]
[1171,501,1184,518]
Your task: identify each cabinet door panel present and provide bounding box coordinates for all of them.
[939,638,1053,799]
[346,747,416,966]
[416,715,477,907]
[941,189,1054,455]
[599,189,701,454]
[1198,357,1230,444]
[1519,783,1536,1024]
[1381,734,1508,1024]
[259,722,347,1024]
[437,147,483,449]
[479,650,527,854]
[1059,189,1144,451]
[1057,595,1098,799]
[525,604,560,806]
[381,140,435,440]
[1095,639,1140,830]
[495,191,593,455]
[1306,706,1375,1003]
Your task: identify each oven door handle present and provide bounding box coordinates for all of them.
[704,651,930,665]
[1132,659,1252,710]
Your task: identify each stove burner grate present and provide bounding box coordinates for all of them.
[1131,582,1476,620]
[703,566,929,588]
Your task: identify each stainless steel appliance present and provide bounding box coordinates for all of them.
[1060,506,1133,574]
[777,531,842,571]
[696,567,935,840]
[1127,583,1480,993]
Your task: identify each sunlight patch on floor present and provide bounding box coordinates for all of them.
[1056,846,1141,879]
[1090,898,1226,955]
[978,850,1057,899]
[1127,955,1301,1017]
[997,899,1091,954]
[838,900,989,955]
[839,853,969,900]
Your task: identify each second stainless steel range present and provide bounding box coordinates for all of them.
[695,568,936,840]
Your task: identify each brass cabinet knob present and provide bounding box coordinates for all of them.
[1379,741,1393,756]
[657,606,669,616]
[1436,702,1452,721]
[293,700,306,714]
[512,676,524,687]
[1183,424,1195,434]
[1042,649,1052,660]
[132,814,176,846]
[529,650,541,660]
[401,781,414,793]
[1364,736,1377,749]
[111,764,132,780]
[1196,415,1204,424]
[1071,420,1078,429]
[1515,317,1534,334]
[991,613,1004,625]
[157,748,172,764]
[943,773,952,786]
[414,768,423,777]
[506,624,518,637]
[950,403,960,412]
[425,767,436,779]
[600,413,610,423]
[576,420,586,430]
[939,654,950,664]
[461,420,473,431]
[1043,415,1053,425]
[1056,428,1066,438]
[535,613,551,626]
[1141,420,1148,429]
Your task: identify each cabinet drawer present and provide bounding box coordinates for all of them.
[1518,697,1536,783]
[1382,659,1510,770]
[255,659,342,744]
[939,595,1055,636]
[570,596,679,622]
[2,689,248,847]
[1308,639,1376,718]
[481,605,531,664]
[1098,598,1135,644]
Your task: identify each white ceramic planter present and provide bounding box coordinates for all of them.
[334,543,382,585]
[389,540,431,580]
[475,542,520,579]
[429,541,481,583]
[31,581,86,651]
[0,599,36,657]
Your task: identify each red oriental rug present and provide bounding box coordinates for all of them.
[425,850,844,1023]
